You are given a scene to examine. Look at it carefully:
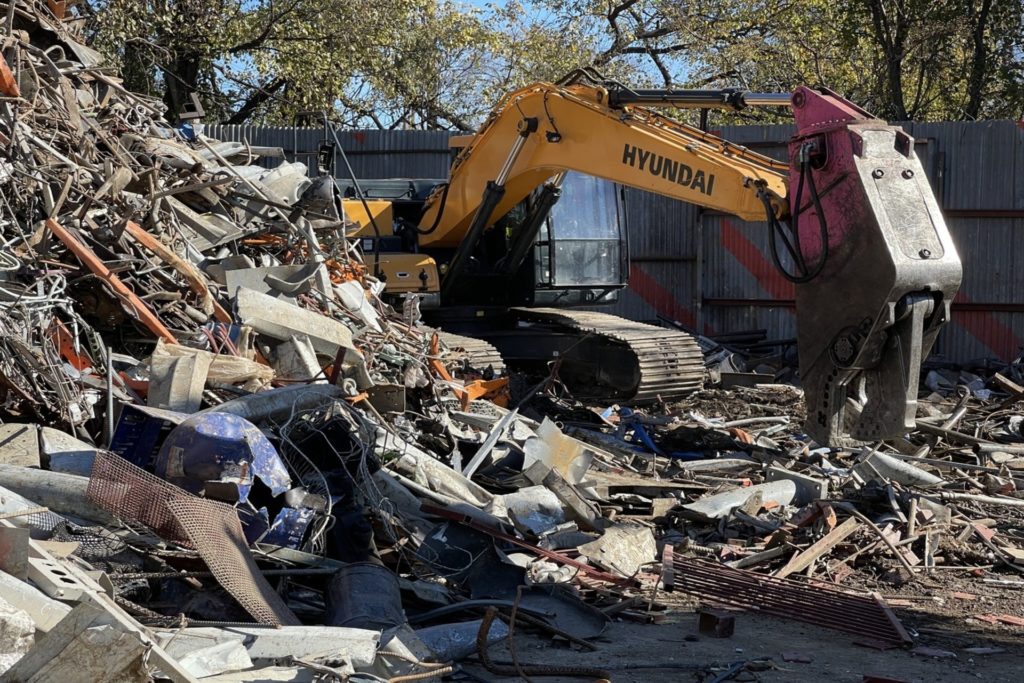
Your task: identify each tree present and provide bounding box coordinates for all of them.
[88,0,510,127]
[661,0,1024,121]
[84,0,1024,127]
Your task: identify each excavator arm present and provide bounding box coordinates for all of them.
[409,78,961,446]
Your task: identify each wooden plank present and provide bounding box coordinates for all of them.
[774,517,861,579]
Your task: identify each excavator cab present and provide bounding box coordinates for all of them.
[341,173,629,310]
[533,173,628,307]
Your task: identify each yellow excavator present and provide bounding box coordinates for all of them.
[334,70,962,444]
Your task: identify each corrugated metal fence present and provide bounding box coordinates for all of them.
[205,120,1024,364]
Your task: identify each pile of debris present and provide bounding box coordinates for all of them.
[531,374,1024,649]
[2,4,1024,682]
[0,4,659,681]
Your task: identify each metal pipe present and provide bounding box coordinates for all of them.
[324,119,385,278]
[930,491,1024,508]
[741,93,795,107]
[975,443,1024,455]
[940,388,971,430]
[607,88,790,110]
[495,132,529,185]
[104,349,114,448]
[915,421,992,446]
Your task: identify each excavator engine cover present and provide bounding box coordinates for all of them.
[788,87,962,445]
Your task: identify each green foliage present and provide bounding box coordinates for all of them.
[88,0,1023,127]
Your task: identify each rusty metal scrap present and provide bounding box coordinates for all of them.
[85,450,197,546]
[167,497,301,627]
[662,548,913,647]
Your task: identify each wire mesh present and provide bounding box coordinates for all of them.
[167,496,300,626]
[85,450,194,545]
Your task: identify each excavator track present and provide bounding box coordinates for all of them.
[436,330,506,376]
[511,308,705,403]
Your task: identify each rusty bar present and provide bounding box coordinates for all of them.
[124,220,232,323]
[672,570,897,622]
[669,558,908,640]
[45,218,178,343]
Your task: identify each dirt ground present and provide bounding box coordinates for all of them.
[461,576,1024,682]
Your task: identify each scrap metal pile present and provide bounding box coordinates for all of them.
[541,371,1024,651]
[0,4,661,681]
[0,3,1023,682]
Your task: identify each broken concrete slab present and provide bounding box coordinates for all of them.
[40,428,99,476]
[0,595,34,675]
[235,287,358,359]
[160,626,379,668]
[174,640,253,679]
[0,570,71,633]
[271,335,322,382]
[148,352,212,413]
[2,604,146,683]
[0,425,39,468]
[154,342,275,390]
[577,522,656,576]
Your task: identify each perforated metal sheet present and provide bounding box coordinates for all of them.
[167,496,300,626]
[86,450,193,545]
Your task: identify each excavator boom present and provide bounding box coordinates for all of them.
[417,81,789,249]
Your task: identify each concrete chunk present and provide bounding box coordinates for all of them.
[235,287,357,359]
[148,352,213,413]
[0,570,72,632]
[41,428,99,476]
[272,335,321,381]
[0,595,34,674]
[175,640,253,679]
[0,425,40,468]
[577,522,656,576]
[162,626,379,668]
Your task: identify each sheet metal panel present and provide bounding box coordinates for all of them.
[623,188,698,260]
[204,125,454,179]
[908,121,1024,210]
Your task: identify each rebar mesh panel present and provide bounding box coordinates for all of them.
[86,450,193,545]
[167,496,300,626]
[663,550,911,646]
